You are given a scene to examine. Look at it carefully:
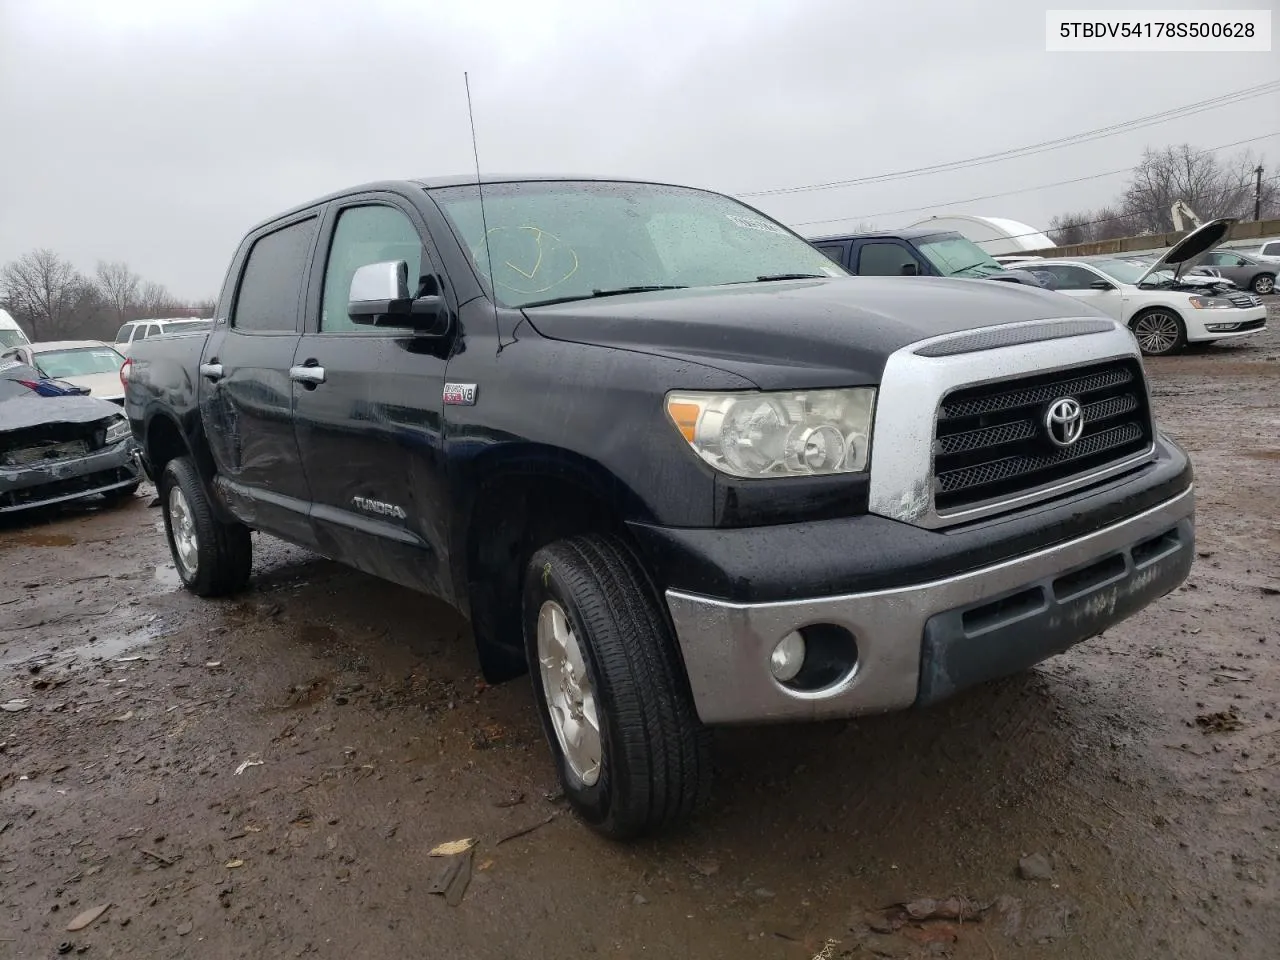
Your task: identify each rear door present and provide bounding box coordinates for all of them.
[199,213,319,545]
[290,195,454,597]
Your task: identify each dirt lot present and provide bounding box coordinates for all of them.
[2,307,1278,960]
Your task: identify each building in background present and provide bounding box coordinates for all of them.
[905,215,1054,256]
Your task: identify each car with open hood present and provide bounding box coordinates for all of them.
[1016,219,1267,356]
[124,175,1195,838]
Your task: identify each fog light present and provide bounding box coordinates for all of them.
[1205,322,1241,332]
[769,631,806,682]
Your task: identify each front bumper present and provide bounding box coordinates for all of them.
[663,484,1194,724]
[0,440,141,513]
[1186,307,1267,342]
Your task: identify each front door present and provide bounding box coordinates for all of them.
[291,197,454,598]
[199,213,319,546]
[1036,264,1127,322]
[850,239,927,277]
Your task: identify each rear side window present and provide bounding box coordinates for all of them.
[136,325,151,340]
[815,244,846,265]
[233,218,318,333]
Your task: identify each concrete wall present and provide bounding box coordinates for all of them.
[1019,218,1280,259]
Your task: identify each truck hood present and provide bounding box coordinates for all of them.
[522,276,1101,388]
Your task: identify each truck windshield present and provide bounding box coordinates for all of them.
[34,346,124,378]
[0,330,27,349]
[915,234,1006,278]
[430,180,847,308]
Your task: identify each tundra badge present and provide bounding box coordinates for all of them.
[352,496,407,520]
[443,383,478,406]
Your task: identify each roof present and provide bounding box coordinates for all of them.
[26,340,116,352]
[245,175,723,236]
[808,227,949,243]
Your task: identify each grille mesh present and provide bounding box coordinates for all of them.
[934,359,1152,513]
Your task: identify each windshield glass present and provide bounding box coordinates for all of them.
[34,346,124,378]
[1092,258,1175,285]
[430,180,846,308]
[915,233,1006,278]
[0,330,28,349]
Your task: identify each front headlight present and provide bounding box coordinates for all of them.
[666,388,875,478]
[1189,296,1234,310]
[105,417,131,444]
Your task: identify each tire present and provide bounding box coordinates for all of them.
[1252,273,1275,296]
[159,457,252,597]
[523,534,711,839]
[101,480,141,504]
[1130,309,1186,357]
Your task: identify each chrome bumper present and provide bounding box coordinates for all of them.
[665,486,1195,725]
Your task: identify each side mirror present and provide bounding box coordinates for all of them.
[348,260,449,336]
[1089,280,1115,290]
[900,262,919,276]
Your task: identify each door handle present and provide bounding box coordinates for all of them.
[199,362,224,381]
[289,364,326,385]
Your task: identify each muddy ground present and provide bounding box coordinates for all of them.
[2,307,1278,960]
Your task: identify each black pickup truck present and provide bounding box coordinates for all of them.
[124,176,1195,838]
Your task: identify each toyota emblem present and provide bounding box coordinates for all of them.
[1044,397,1085,448]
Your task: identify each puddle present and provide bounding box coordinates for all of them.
[154,564,182,587]
[1,615,170,669]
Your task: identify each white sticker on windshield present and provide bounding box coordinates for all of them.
[725,213,788,236]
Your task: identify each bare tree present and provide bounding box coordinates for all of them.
[137,281,178,318]
[0,249,86,340]
[1049,145,1277,245]
[95,260,141,324]
[191,297,217,318]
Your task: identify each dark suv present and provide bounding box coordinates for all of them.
[811,229,1045,285]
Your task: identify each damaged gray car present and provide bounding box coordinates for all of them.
[1,360,142,514]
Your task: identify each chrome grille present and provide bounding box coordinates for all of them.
[1228,293,1263,308]
[934,359,1152,513]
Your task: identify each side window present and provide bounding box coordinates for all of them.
[114,324,131,343]
[1225,254,1247,266]
[1262,242,1280,257]
[815,244,846,266]
[233,217,319,333]
[320,206,425,332]
[1041,265,1099,290]
[136,325,151,340]
[856,242,920,276]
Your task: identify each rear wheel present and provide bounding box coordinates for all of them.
[523,535,711,839]
[1252,273,1275,296]
[1130,309,1186,356]
[159,457,252,597]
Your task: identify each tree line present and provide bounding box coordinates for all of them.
[1048,144,1276,247]
[0,250,214,343]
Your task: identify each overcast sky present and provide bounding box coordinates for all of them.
[1,0,1276,298]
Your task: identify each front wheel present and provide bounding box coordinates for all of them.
[523,535,711,839]
[1130,309,1186,357]
[159,457,252,597]
[1252,273,1275,296]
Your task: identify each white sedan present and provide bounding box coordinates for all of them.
[0,340,128,402]
[1019,220,1267,357]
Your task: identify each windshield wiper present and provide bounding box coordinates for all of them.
[754,273,828,282]
[522,285,686,308]
[951,262,995,276]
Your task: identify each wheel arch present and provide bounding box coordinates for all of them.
[453,445,654,684]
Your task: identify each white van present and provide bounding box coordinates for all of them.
[0,309,31,350]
